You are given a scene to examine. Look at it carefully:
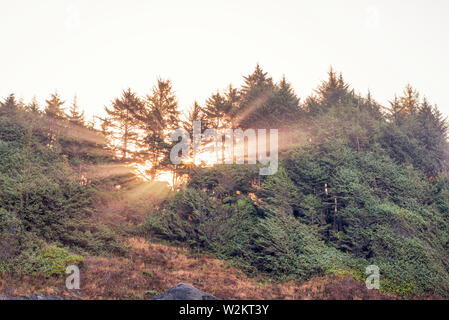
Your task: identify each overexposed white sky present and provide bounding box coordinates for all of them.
[1,0,449,119]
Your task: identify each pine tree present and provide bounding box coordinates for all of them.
[183,101,206,133]
[67,95,85,126]
[202,85,240,130]
[42,92,66,145]
[224,85,241,128]
[26,96,41,114]
[388,85,419,125]
[273,76,302,147]
[133,78,180,175]
[314,68,350,109]
[399,84,420,115]
[237,64,275,128]
[389,95,404,124]
[104,88,141,160]
[0,94,19,116]
[241,64,273,94]
[275,76,301,121]
[147,78,180,131]
[180,101,211,165]
[237,67,302,130]
[414,98,449,175]
[204,92,228,130]
[44,92,66,119]
[149,79,179,168]
[98,116,112,138]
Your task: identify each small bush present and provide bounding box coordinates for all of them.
[36,246,84,277]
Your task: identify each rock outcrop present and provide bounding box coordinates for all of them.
[151,283,219,300]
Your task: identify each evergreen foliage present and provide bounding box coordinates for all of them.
[2,65,449,297]
[138,67,449,297]
[0,98,124,277]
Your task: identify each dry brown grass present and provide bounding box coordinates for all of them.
[1,237,392,300]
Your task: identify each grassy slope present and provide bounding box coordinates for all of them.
[2,237,394,300]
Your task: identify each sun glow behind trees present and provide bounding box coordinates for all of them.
[3,42,449,298]
[9,64,447,189]
[127,141,221,186]
[129,161,176,186]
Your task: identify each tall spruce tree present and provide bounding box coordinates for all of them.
[67,95,85,126]
[413,98,449,175]
[0,94,19,116]
[389,95,404,124]
[238,66,302,130]
[224,85,241,128]
[26,96,40,114]
[236,64,275,128]
[135,79,180,175]
[104,88,141,160]
[274,76,301,123]
[314,68,350,110]
[203,85,240,130]
[388,85,419,125]
[204,92,228,130]
[43,92,66,145]
[399,84,420,116]
[44,92,65,119]
[183,101,207,134]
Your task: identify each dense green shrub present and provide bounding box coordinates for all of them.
[36,246,84,277]
[0,111,124,276]
[279,142,449,295]
[140,187,354,281]
[142,143,449,296]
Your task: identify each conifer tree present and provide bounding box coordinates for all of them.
[414,98,449,175]
[44,92,66,119]
[134,79,180,174]
[0,94,20,116]
[388,85,420,125]
[146,78,180,131]
[236,64,275,128]
[224,85,241,128]
[237,66,302,130]
[275,76,301,121]
[43,92,66,145]
[104,88,141,160]
[203,85,240,130]
[241,64,273,94]
[26,96,40,114]
[180,101,210,164]
[67,95,85,126]
[183,101,207,133]
[399,84,420,115]
[314,68,350,109]
[388,95,406,124]
[204,92,228,130]
[98,116,112,138]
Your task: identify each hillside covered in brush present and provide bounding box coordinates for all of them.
[1,66,449,298]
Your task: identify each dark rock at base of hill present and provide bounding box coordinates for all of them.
[151,283,219,300]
